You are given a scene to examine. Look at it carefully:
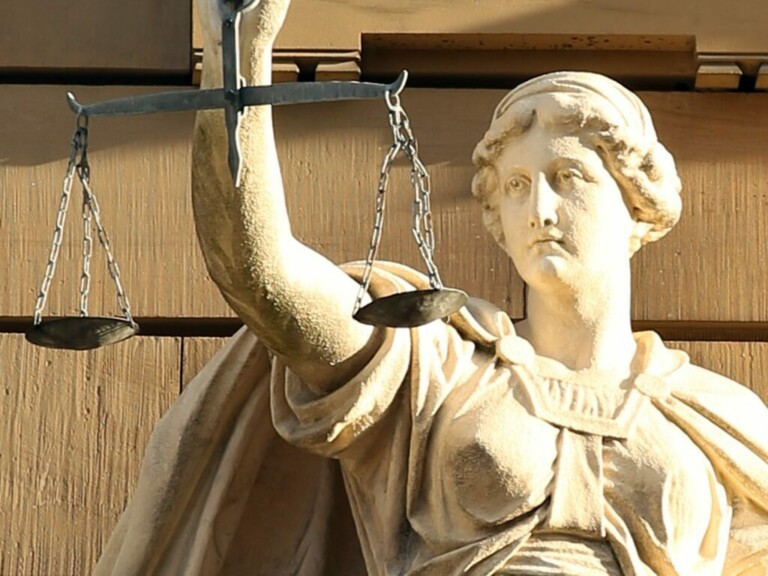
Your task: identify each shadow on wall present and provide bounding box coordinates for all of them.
[0,85,196,167]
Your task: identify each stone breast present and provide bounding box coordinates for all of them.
[435,368,559,526]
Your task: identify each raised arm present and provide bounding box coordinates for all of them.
[192,0,376,391]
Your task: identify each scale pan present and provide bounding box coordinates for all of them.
[354,288,468,328]
[25,317,139,351]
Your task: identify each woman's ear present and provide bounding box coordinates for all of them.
[628,219,654,256]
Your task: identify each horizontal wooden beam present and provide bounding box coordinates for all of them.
[3,319,768,342]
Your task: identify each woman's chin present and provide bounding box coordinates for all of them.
[518,255,573,289]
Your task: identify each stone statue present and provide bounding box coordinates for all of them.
[94,1,768,574]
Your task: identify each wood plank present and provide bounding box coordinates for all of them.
[0,85,232,320]
[182,337,228,388]
[0,335,180,576]
[357,46,696,89]
[5,85,768,322]
[265,0,768,57]
[0,84,524,320]
[193,0,204,62]
[631,92,768,322]
[0,1,190,75]
[668,341,768,402]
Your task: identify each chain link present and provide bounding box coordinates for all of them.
[354,91,444,315]
[78,168,94,317]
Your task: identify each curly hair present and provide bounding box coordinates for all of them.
[471,72,682,255]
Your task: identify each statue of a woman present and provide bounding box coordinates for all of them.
[95,1,768,574]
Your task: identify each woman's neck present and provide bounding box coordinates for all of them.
[515,266,637,376]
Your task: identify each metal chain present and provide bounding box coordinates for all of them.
[31,119,88,325]
[398,109,441,288]
[354,134,402,314]
[76,160,136,325]
[32,114,135,326]
[354,91,444,315]
[78,161,93,317]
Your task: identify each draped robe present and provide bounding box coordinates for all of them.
[95,263,768,575]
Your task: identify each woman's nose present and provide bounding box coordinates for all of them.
[528,173,559,229]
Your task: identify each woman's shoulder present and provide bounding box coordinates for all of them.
[627,331,764,407]
[670,355,766,408]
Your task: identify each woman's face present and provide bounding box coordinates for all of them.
[496,119,640,293]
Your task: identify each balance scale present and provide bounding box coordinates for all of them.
[26,0,467,351]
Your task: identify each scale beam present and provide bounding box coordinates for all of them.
[66,73,408,118]
[66,71,409,185]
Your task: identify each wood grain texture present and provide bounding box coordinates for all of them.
[0,335,180,576]
[0,1,190,75]
[182,336,229,389]
[668,341,768,402]
[264,0,768,55]
[631,92,768,322]
[5,85,768,322]
[0,85,232,320]
[1,84,524,320]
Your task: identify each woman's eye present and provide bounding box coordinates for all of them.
[556,168,584,187]
[505,176,529,197]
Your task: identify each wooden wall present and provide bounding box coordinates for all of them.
[3,1,768,574]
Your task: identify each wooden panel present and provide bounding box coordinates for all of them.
[264,0,768,56]
[5,85,768,322]
[359,46,696,89]
[182,337,228,388]
[668,341,768,402]
[0,2,190,75]
[631,92,768,322]
[0,335,180,576]
[0,85,232,320]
